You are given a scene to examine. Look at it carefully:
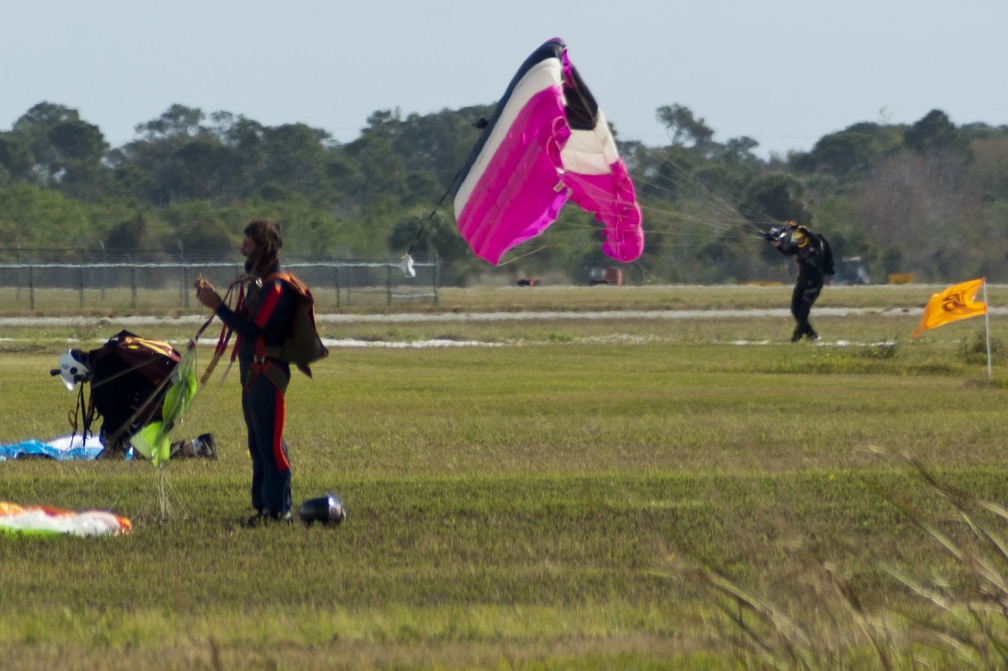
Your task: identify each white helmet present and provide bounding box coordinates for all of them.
[57,350,91,390]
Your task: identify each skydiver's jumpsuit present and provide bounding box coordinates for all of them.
[773,228,825,341]
[214,265,297,518]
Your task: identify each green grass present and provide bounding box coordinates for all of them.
[2,286,1008,669]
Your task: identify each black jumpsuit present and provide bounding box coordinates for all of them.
[215,266,297,519]
[774,230,825,342]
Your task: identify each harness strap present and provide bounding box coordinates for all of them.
[244,358,290,394]
[248,272,293,393]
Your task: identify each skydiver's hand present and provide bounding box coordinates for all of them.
[194,276,223,311]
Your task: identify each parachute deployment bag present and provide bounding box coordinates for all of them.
[260,272,329,377]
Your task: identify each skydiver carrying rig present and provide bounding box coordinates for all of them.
[258,271,329,377]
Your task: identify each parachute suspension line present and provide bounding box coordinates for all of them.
[395,170,464,278]
[156,468,175,522]
[496,245,550,266]
[188,275,247,403]
[632,172,748,233]
[630,146,760,229]
[406,172,461,256]
[407,189,448,256]
[88,356,178,392]
[627,146,785,242]
[631,258,662,284]
[134,461,180,524]
[198,279,243,386]
[668,156,776,235]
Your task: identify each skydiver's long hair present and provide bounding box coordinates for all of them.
[244,219,283,277]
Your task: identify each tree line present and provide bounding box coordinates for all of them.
[1,101,1006,285]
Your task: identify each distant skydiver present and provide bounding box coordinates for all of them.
[766,222,834,342]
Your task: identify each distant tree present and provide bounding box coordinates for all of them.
[175,214,236,259]
[656,104,715,152]
[344,128,409,206]
[903,109,969,158]
[3,97,1006,282]
[0,184,104,254]
[719,136,761,167]
[855,149,981,278]
[9,103,109,193]
[259,123,331,199]
[0,133,33,183]
[794,122,902,179]
[103,214,149,257]
[967,135,1008,201]
[739,172,812,227]
[135,104,209,141]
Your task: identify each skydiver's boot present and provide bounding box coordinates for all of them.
[169,433,217,459]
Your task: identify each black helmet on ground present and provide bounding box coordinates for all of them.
[299,493,345,525]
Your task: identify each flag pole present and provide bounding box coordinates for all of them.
[984,278,992,383]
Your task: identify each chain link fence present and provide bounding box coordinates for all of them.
[0,257,440,312]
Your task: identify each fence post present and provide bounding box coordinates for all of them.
[178,240,189,309]
[182,263,190,308]
[334,264,341,310]
[386,257,393,306]
[131,265,138,309]
[433,253,440,306]
[99,241,106,302]
[28,265,35,311]
[78,265,85,308]
[15,244,21,302]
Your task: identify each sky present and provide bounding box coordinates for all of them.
[3,1,1007,160]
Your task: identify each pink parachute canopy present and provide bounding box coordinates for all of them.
[452,38,644,265]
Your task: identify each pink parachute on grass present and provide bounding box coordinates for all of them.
[452,38,644,265]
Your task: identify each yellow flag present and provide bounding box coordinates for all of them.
[911,278,987,338]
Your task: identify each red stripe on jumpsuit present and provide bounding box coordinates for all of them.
[254,281,289,472]
[272,388,289,472]
[254,283,282,327]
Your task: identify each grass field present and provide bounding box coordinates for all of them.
[2,284,1008,669]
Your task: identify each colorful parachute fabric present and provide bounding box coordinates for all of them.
[452,37,644,265]
[0,433,104,461]
[130,341,198,466]
[0,502,131,537]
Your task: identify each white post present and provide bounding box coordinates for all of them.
[984,279,992,383]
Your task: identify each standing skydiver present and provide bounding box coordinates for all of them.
[766,221,834,342]
[194,220,300,526]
